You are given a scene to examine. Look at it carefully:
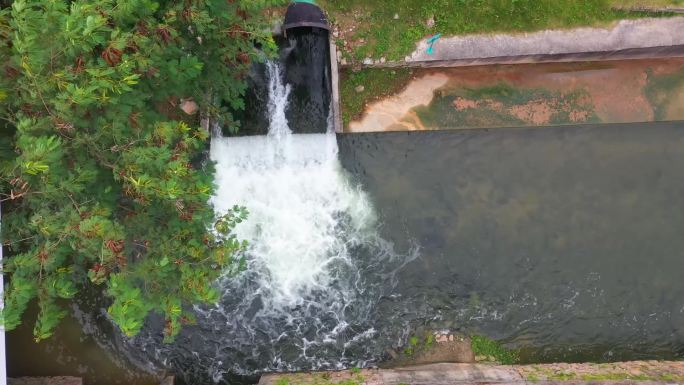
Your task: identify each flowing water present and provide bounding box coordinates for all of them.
[117,63,416,382]
[8,61,684,384]
[227,28,331,135]
[338,123,684,363]
[122,65,684,384]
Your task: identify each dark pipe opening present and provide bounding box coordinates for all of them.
[282,27,332,133]
[226,5,332,136]
[283,2,330,32]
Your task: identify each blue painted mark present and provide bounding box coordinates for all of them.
[426,34,442,55]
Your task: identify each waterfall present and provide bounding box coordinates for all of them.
[200,61,404,378]
[265,62,292,141]
[209,62,377,308]
[120,62,414,383]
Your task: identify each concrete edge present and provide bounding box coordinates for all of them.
[612,6,684,14]
[329,36,343,133]
[258,362,684,385]
[346,44,684,69]
[8,378,83,385]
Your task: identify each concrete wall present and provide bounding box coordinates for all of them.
[259,361,684,385]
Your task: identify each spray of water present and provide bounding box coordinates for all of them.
[266,63,292,140]
[210,62,377,308]
[119,62,414,383]
[178,62,410,378]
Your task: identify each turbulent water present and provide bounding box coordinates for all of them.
[210,63,377,312]
[118,63,414,383]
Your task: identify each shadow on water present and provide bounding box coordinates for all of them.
[7,300,160,385]
[7,293,258,385]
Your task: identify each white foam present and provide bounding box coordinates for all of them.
[210,134,375,308]
[111,62,416,384]
[266,62,292,141]
[209,62,376,309]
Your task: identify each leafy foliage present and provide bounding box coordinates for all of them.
[0,0,282,341]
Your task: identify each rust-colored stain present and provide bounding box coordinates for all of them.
[348,58,684,132]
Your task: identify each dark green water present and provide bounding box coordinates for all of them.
[7,301,160,385]
[338,121,684,363]
[9,122,684,385]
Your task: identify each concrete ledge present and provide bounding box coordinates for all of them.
[329,33,343,133]
[259,361,684,385]
[409,18,684,62]
[361,45,684,69]
[613,7,684,14]
[349,18,684,68]
[382,363,522,384]
[259,364,524,385]
[8,378,83,385]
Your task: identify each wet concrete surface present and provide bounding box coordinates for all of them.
[347,58,684,132]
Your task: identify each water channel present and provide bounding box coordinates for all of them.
[7,54,684,385]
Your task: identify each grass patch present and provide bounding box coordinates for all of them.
[470,335,520,365]
[339,68,414,127]
[320,0,644,61]
[402,334,421,355]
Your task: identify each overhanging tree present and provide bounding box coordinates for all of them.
[0,0,282,342]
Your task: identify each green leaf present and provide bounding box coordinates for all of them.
[23,161,49,175]
[2,0,271,342]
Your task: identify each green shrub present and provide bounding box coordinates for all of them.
[0,0,283,342]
